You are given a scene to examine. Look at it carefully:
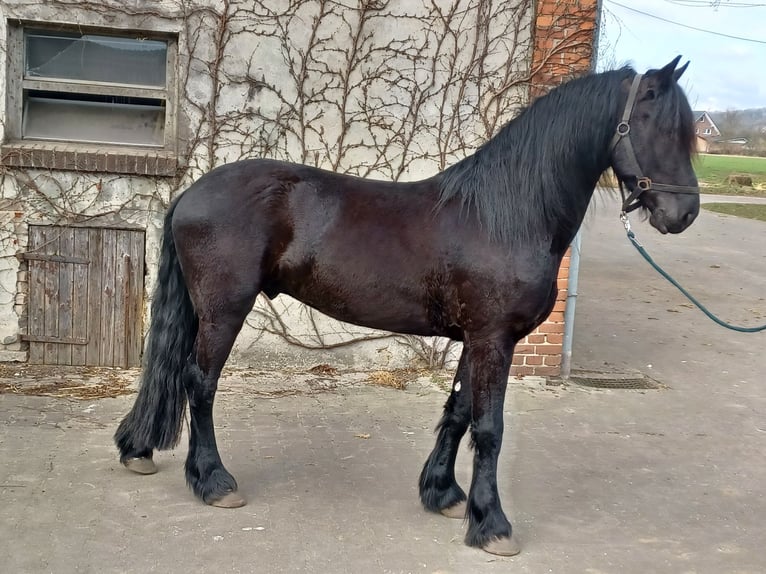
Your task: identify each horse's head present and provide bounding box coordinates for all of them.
[611,56,699,234]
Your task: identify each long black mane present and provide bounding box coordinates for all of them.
[436,66,694,244]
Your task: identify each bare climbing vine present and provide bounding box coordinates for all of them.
[0,0,593,369]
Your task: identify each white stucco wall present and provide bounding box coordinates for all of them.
[0,0,533,368]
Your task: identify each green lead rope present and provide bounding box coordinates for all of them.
[625,226,766,333]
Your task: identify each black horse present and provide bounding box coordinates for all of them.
[115,58,699,556]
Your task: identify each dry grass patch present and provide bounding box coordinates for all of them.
[0,379,135,400]
[366,369,415,390]
[0,365,136,399]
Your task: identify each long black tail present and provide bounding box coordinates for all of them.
[115,199,198,460]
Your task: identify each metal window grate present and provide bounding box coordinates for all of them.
[568,371,664,390]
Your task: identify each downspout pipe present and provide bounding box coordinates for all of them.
[560,230,581,379]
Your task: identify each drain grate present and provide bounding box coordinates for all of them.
[568,372,664,390]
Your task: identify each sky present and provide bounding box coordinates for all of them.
[598,0,766,111]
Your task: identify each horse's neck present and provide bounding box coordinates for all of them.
[546,143,611,252]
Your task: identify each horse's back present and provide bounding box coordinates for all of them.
[173,159,299,223]
[173,158,436,222]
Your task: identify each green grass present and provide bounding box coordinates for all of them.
[702,203,766,222]
[694,154,766,197]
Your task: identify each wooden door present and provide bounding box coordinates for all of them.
[23,225,145,367]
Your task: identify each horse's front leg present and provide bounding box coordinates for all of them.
[465,336,520,556]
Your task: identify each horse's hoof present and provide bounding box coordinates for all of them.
[123,457,157,475]
[440,500,467,519]
[482,535,521,556]
[210,491,246,508]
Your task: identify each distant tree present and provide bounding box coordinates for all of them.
[717,109,743,138]
[711,108,766,155]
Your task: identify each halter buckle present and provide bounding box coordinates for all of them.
[636,177,652,191]
[616,121,630,136]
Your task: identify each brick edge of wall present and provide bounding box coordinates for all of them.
[511,0,599,378]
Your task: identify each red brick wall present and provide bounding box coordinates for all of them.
[511,0,599,377]
[512,252,569,377]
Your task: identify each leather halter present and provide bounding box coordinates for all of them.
[610,74,700,213]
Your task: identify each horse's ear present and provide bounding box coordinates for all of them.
[673,61,690,82]
[656,55,683,89]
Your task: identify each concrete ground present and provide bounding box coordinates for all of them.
[1,194,765,573]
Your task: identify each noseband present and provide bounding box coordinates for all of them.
[610,74,700,213]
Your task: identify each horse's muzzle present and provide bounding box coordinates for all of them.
[649,204,699,234]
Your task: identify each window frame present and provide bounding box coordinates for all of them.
[3,20,179,176]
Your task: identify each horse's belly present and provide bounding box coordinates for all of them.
[277,277,440,337]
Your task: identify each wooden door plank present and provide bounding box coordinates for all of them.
[57,227,74,365]
[86,228,103,365]
[127,230,146,367]
[100,229,117,366]
[71,228,89,366]
[43,227,60,364]
[27,226,46,364]
[113,230,130,368]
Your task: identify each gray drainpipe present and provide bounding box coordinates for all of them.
[560,230,581,379]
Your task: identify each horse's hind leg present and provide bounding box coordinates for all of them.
[183,280,260,508]
[419,347,471,518]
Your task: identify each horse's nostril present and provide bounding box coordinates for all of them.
[684,211,696,225]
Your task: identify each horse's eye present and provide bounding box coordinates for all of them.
[644,89,656,101]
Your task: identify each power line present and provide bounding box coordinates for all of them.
[608,0,766,43]
[665,0,766,6]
